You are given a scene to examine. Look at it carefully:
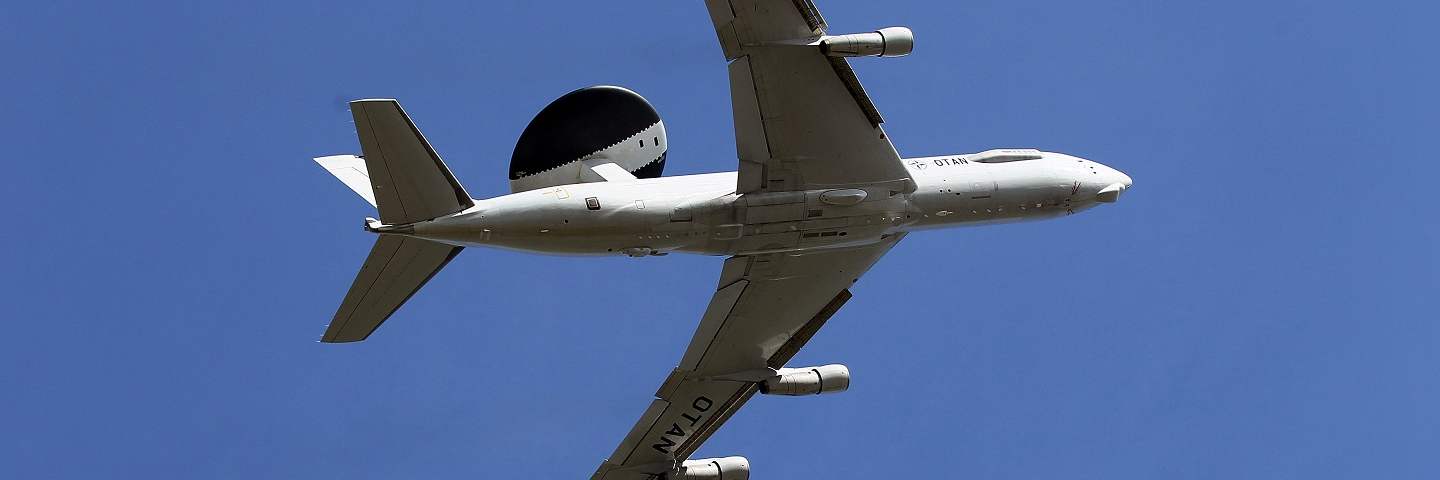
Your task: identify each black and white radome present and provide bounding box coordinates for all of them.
[509,86,667,193]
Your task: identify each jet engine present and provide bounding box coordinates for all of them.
[819,27,913,57]
[674,456,750,480]
[759,364,850,396]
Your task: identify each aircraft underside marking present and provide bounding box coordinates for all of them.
[651,396,714,454]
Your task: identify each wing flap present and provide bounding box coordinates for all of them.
[677,279,749,372]
[605,399,671,470]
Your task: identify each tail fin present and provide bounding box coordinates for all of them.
[315,99,473,342]
[350,99,473,224]
[322,235,462,343]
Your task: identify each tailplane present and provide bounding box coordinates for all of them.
[321,235,461,342]
[313,154,377,207]
[313,99,473,342]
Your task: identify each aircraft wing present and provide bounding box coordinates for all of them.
[590,234,903,480]
[704,0,913,194]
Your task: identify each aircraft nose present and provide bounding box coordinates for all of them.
[1094,164,1132,203]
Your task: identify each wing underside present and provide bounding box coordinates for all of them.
[707,0,913,194]
[591,235,902,480]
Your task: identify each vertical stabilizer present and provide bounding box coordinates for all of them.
[351,99,474,224]
[317,99,473,342]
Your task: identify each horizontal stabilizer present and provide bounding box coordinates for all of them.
[323,235,462,343]
[351,99,474,224]
[314,155,377,207]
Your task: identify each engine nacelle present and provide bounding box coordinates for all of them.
[674,456,750,480]
[819,27,913,57]
[759,364,850,396]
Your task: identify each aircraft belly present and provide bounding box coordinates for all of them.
[905,158,1079,230]
[411,176,922,257]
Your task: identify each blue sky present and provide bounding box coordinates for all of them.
[4,1,1438,478]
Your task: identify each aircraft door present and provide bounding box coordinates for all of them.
[964,167,997,200]
[958,167,998,222]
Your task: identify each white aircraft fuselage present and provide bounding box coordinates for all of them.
[391,150,1131,257]
[316,3,1138,476]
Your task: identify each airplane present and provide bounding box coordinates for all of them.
[312,1,1132,479]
